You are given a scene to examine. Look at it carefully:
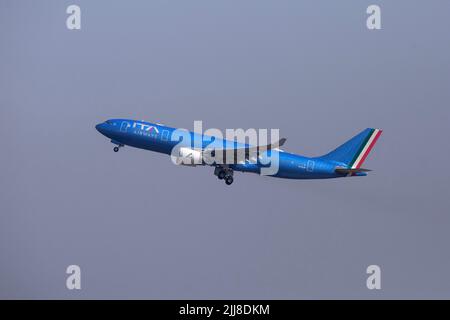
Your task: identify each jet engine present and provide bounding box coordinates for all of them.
[174,147,203,166]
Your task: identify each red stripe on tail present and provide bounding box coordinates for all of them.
[355,130,382,169]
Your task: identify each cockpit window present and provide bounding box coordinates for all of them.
[105,120,113,125]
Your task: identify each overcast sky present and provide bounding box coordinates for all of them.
[1,0,450,298]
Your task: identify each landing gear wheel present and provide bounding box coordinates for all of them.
[218,170,226,180]
[225,176,234,185]
[113,146,119,152]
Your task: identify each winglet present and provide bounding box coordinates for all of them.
[264,137,287,151]
[278,138,287,148]
[258,138,287,152]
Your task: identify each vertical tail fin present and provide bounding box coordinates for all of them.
[320,128,382,168]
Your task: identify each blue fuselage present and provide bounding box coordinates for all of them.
[95,119,346,179]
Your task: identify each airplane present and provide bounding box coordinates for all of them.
[95,119,382,185]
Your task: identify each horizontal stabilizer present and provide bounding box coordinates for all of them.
[335,167,371,175]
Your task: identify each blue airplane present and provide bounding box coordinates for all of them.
[95,119,382,185]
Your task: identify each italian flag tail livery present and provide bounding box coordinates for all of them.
[348,128,382,169]
[320,128,382,170]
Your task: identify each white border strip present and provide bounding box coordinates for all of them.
[351,129,380,169]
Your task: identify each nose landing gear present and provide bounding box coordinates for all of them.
[113,143,124,152]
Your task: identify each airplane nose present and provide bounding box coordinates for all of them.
[96,123,106,134]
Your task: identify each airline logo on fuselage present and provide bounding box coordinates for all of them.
[132,122,159,133]
[120,121,160,136]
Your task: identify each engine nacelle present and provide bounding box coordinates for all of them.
[173,147,203,166]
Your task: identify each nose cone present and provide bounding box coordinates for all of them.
[96,123,107,135]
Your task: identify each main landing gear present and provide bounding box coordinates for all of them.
[224,175,234,185]
[214,166,234,185]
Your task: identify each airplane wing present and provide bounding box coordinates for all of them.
[203,138,287,164]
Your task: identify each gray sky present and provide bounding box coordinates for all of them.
[1,0,450,299]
